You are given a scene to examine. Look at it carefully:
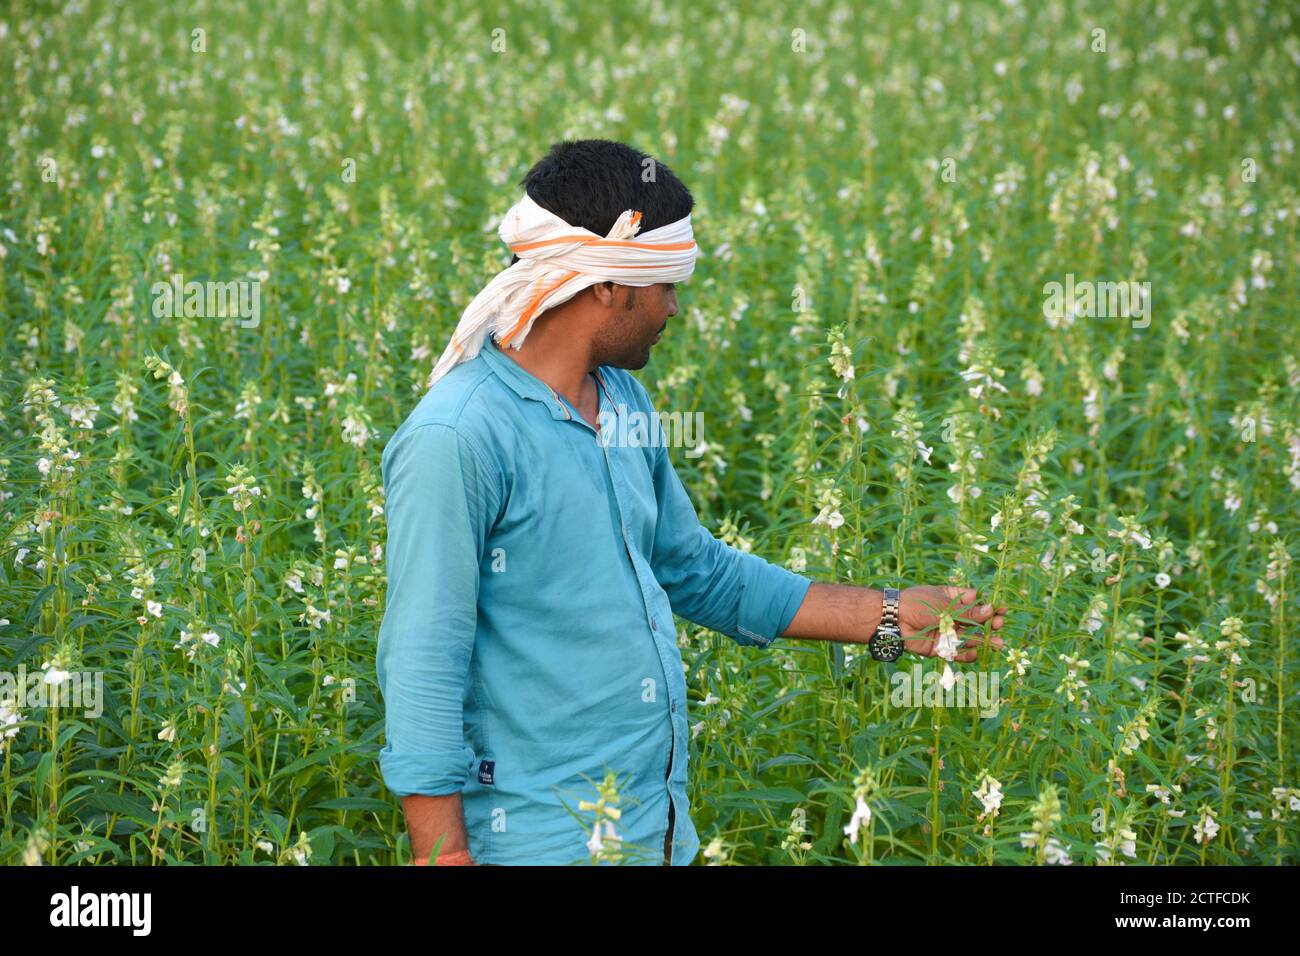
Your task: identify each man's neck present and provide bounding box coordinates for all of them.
[495,334,600,421]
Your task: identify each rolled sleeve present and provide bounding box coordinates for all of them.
[734,549,813,648]
[647,434,811,649]
[375,421,499,796]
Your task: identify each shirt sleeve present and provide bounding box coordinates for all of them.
[639,392,812,649]
[375,421,500,796]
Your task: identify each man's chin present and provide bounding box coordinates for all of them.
[610,348,652,370]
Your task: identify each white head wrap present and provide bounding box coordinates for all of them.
[427,191,699,388]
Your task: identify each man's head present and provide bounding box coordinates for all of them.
[509,139,693,370]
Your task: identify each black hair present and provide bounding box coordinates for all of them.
[508,139,694,266]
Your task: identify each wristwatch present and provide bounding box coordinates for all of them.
[868,587,905,662]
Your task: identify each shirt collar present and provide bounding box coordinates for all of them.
[480,335,616,423]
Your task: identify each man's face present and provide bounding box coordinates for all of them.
[592,282,678,370]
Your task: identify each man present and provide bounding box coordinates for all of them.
[376,139,1008,866]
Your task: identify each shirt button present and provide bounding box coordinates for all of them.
[671,701,677,713]
[651,619,658,631]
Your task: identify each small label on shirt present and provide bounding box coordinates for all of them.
[477,760,495,786]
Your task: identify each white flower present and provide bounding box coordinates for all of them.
[843,794,872,844]
[1155,572,1171,589]
[341,414,371,449]
[1193,807,1220,844]
[812,506,845,529]
[1042,836,1072,865]
[0,698,23,748]
[934,613,961,662]
[42,662,72,686]
[146,600,163,617]
[22,830,48,866]
[586,819,608,856]
[1108,515,1152,549]
[1005,647,1031,678]
[972,773,1003,820]
[301,605,332,629]
[1080,595,1108,634]
[939,662,957,691]
[225,468,262,512]
[158,760,184,789]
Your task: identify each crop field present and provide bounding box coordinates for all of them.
[0,0,1297,865]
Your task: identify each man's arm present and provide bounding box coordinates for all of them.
[647,434,811,647]
[376,421,501,865]
[635,376,1009,657]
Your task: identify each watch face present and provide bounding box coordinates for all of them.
[870,629,904,662]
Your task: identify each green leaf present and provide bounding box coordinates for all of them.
[313,796,395,812]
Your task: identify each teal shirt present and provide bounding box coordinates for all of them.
[376,335,812,865]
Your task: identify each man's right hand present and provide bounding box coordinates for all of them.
[899,585,1008,661]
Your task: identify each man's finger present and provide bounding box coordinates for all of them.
[942,586,978,608]
[957,603,994,625]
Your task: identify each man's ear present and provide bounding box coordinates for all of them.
[589,281,616,307]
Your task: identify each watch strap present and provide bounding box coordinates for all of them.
[868,587,905,662]
[881,586,900,630]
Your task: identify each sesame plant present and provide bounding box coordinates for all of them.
[1,0,1297,865]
